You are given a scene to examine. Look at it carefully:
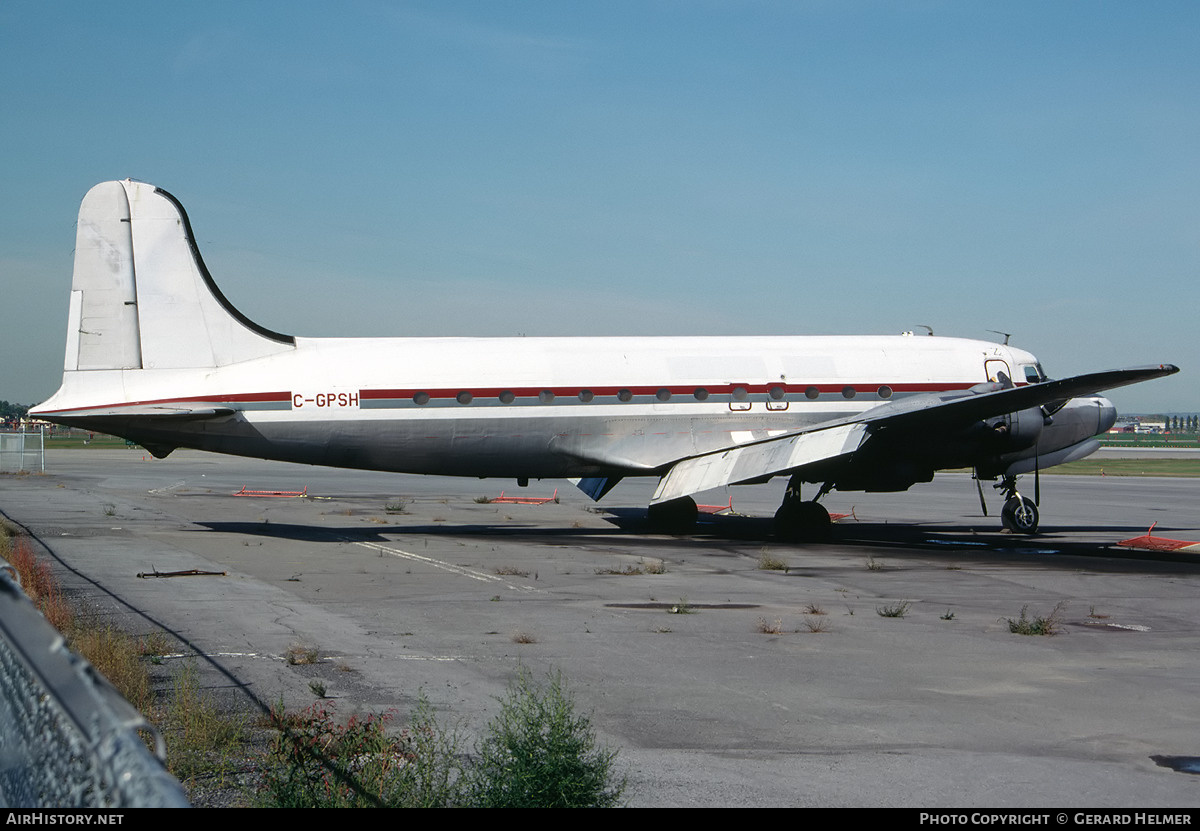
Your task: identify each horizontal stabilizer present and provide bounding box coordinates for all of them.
[42,405,234,420]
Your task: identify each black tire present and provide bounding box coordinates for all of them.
[774,500,832,543]
[1001,496,1039,535]
[647,497,699,532]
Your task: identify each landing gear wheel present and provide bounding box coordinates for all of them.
[774,500,832,543]
[647,497,699,533]
[1001,496,1039,535]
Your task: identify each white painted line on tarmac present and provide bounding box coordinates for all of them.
[349,539,539,592]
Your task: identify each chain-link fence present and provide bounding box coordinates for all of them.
[0,431,44,474]
[0,568,189,807]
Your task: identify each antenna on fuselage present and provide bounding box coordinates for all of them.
[987,330,1012,345]
[915,324,933,336]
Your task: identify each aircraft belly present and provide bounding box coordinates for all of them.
[75,407,838,479]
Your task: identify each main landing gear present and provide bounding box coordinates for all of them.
[646,496,699,532]
[774,477,833,543]
[995,474,1039,534]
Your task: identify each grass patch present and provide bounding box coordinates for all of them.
[494,566,530,577]
[756,617,784,634]
[1007,602,1065,636]
[163,662,247,780]
[668,597,693,615]
[140,630,174,660]
[72,624,154,713]
[876,600,911,618]
[757,548,789,571]
[43,431,131,450]
[3,533,74,632]
[595,564,643,576]
[511,631,537,644]
[802,616,831,633]
[1098,435,1200,449]
[285,643,320,665]
[865,556,883,572]
[1044,458,1200,477]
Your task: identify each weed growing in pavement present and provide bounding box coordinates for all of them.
[1007,602,1066,636]
[876,600,911,618]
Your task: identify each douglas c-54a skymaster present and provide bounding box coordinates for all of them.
[32,180,1178,539]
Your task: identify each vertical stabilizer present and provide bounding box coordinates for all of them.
[63,180,295,374]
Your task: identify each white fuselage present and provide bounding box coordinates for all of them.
[39,333,1055,480]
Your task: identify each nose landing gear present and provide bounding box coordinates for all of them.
[996,474,1039,534]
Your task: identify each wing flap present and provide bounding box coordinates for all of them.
[652,423,868,504]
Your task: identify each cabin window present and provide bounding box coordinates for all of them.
[499,390,515,404]
[656,388,671,401]
[413,392,430,405]
[456,391,473,405]
[731,386,748,401]
[842,386,857,399]
[617,389,633,402]
[539,390,555,403]
[877,385,893,399]
[694,388,709,400]
[578,389,594,403]
[805,387,819,400]
[768,385,785,400]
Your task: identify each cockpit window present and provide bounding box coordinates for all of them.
[1023,363,1047,384]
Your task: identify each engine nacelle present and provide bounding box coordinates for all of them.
[989,406,1045,453]
[999,396,1116,474]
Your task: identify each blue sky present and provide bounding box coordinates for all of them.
[2,1,1196,412]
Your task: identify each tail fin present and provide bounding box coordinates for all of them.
[64,180,293,373]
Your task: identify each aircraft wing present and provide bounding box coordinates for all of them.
[651,364,1178,504]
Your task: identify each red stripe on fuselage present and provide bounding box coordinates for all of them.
[359,382,977,400]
